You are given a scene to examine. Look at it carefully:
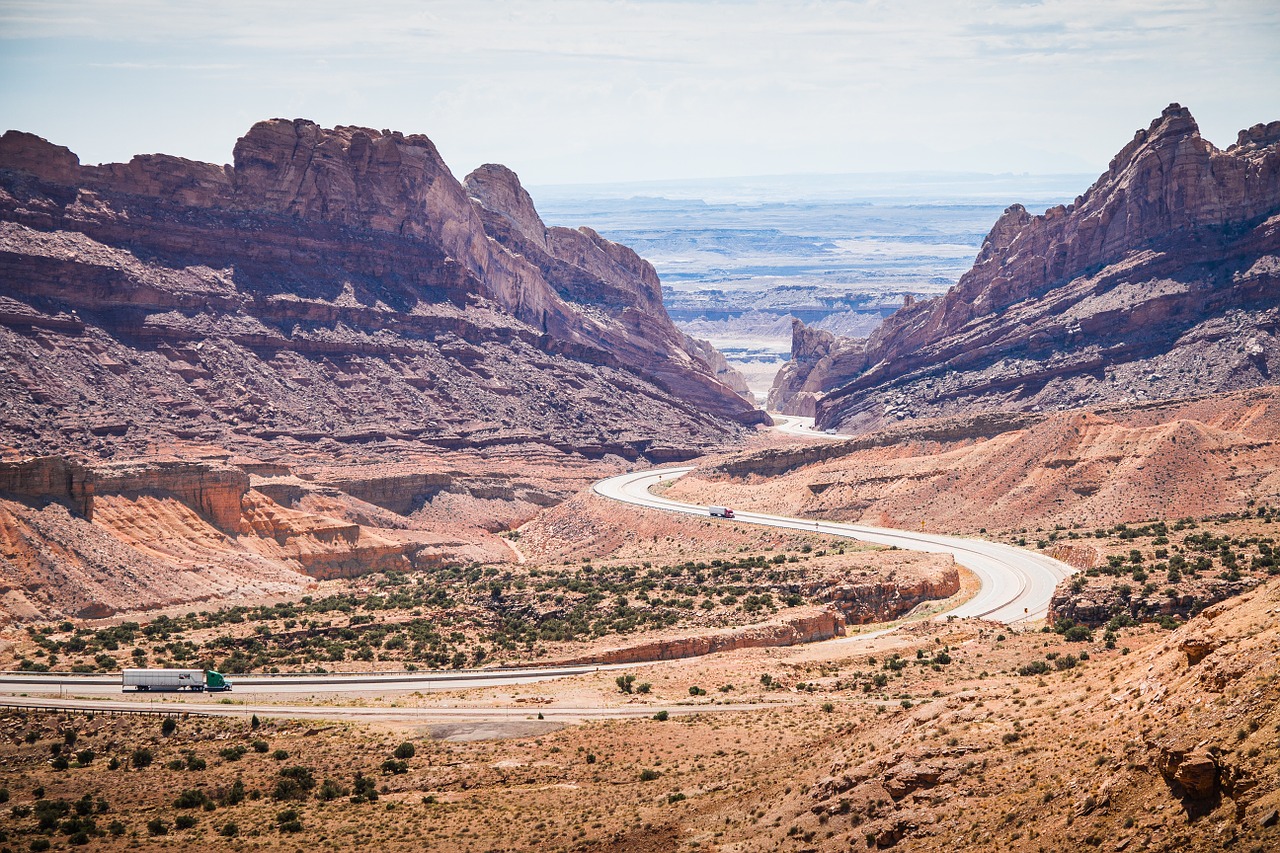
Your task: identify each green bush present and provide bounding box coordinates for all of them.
[161,717,177,736]
[1017,660,1051,676]
[130,748,153,769]
[317,778,349,801]
[147,817,169,835]
[220,822,239,837]
[652,710,669,721]
[639,768,661,781]
[175,814,197,829]
[174,789,211,809]
[393,742,416,760]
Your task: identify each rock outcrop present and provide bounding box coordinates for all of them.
[558,607,845,665]
[0,120,762,466]
[769,106,1280,433]
[815,566,961,624]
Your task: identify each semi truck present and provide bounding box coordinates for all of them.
[708,506,735,519]
[121,668,233,692]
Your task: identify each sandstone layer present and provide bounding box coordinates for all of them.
[769,105,1280,433]
[0,120,762,467]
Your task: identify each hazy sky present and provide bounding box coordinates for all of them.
[2,0,1277,185]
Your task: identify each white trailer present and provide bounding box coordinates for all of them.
[708,506,735,519]
[122,668,209,692]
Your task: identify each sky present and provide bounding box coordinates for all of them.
[1,0,1277,185]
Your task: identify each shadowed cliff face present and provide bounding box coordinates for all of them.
[769,105,1280,433]
[0,119,763,464]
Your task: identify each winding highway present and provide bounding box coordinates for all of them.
[0,459,1072,717]
[592,467,1074,625]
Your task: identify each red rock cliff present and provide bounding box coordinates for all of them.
[769,106,1280,433]
[0,120,762,465]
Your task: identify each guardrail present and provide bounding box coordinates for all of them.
[0,701,191,718]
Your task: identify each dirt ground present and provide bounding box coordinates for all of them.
[2,574,1277,851]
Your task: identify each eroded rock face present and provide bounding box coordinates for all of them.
[1158,742,1220,799]
[770,105,1280,433]
[557,607,845,665]
[0,120,761,465]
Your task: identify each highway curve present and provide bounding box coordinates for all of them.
[592,467,1074,625]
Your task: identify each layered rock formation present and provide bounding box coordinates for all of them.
[770,105,1280,433]
[0,119,762,466]
[558,607,846,666]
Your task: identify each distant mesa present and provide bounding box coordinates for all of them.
[769,104,1280,433]
[0,118,765,466]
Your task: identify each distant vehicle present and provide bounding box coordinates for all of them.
[708,506,735,519]
[121,668,232,692]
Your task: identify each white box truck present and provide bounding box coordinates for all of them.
[121,668,232,692]
[708,506,735,519]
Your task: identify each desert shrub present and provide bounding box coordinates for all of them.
[108,820,125,836]
[220,745,247,762]
[1017,660,1051,676]
[393,742,416,760]
[271,749,289,761]
[251,739,270,753]
[75,749,94,766]
[161,717,176,736]
[146,818,168,835]
[174,789,211,809]
[636,682,651,694]
[653,710,669,721]
[615,674,636,694]
[273,767,316,800]
[380,758,409,775]
[317,778,349,801]
[34,799,71,830]
[220,822,239,837]
[175,814,197,830]
[29,839,51,852]
[1054,654,1079,671]
[350,772,378,803]
[130,748,153,769]
[219,779,245,806]
[639,768,661,781]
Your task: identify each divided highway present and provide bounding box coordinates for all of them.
[592,467,1074,625]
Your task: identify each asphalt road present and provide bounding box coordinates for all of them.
[768,414,844,439]
[0,666,622,698]
[592,467,1074,625]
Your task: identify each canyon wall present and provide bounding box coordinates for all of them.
[0,119,762,469]
[769,106,1280,434]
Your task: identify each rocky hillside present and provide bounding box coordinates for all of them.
[769,105,1280,433]
[0,120,762,465]
[671,387,1280,534]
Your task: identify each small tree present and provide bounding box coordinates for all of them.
[615,674,636,694]
[393,742,416,760]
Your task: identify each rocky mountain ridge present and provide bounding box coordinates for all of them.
[769,105,1280,432]
[0,119,762,465]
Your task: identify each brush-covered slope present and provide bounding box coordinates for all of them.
[769,105,1280,433]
